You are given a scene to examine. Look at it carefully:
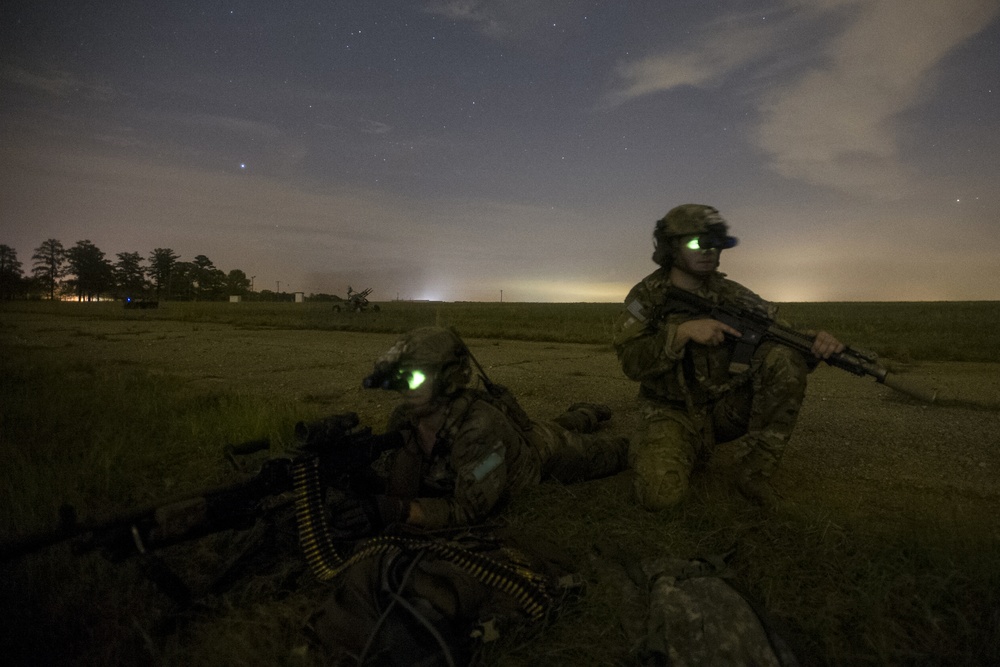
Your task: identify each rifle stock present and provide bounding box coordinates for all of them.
[663,287,938,404]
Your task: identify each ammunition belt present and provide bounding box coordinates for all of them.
[291,457,345,579]
[291,456,554,622]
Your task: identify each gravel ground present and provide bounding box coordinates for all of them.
[9,315,1000,539]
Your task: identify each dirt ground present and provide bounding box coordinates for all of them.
[10,314,1000,540]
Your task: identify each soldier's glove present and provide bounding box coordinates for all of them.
[329,494,409,537]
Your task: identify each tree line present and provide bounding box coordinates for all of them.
[0,239,294,302]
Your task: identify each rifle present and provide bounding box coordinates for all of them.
[1,412,403,600]
[662,287,938,403]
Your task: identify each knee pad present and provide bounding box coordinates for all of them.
[630,436,692,511]
[756,343,809,401]
[634,467,688,511]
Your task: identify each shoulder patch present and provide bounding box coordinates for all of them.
[626,299,646,323]
[471,450,505,482]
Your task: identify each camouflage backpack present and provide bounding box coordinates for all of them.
[607,549,801,667]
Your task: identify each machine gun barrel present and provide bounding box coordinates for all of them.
[0,455,293,562]
[1,413,404,564]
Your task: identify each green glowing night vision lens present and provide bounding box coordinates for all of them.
[406,370,427,391]
[685,237,702,250]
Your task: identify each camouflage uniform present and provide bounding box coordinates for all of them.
[375,329,628,530]
[615,243,812,511]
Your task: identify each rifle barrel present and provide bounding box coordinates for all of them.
[879,373,938,404]
[1,525,85,561]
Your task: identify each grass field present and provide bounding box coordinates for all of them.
[1,300,998,666]
[6,298,1000,361]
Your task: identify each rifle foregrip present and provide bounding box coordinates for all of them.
[879,373,938,404]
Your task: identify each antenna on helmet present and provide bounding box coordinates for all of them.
[447,327,533,431]
[446,326,493,389]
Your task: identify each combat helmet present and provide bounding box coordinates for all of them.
[652,204,738,267]
[363,326,472,396]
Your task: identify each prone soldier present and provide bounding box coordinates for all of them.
[335,326,630,533]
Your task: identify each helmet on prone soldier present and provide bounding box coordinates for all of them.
[652,203,738,267]
[363,326,472,397]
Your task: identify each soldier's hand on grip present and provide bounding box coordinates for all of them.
[677,318,742,347]
[810,331,845,359]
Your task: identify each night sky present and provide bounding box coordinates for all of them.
[2,1,998,302]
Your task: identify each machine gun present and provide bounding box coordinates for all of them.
[662,287,938,403]
[1,413,403,601]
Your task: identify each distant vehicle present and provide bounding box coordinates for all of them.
[124,297,158,310]
[333,286,380,313]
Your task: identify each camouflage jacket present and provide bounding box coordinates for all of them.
[613,268,784,408]
[384,389,541,530]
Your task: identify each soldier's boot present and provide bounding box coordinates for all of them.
[567,402,613,421]
[735,445,782,510]
[735,468,781,510]
[554,403,613,433]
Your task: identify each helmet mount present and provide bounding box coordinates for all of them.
[652,204,738,267]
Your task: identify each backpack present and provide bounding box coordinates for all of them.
[608,549,800,667]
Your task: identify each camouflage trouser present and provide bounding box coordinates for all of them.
[527,407,629,484]
[632,342,809,510]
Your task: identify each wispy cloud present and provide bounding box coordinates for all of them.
[177,113,284,141]
[423,0,511,39]
[1,64,77,96]
[604,0,1000,199]
[1,64,115,101]
[756,0,1000,199]
[600,18,776,108]
[421,0,581,42]
[359,119,393,135]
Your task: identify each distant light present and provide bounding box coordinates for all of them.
[240,163,247,169]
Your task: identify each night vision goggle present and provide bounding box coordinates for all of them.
[362,366,429,392]
[684,232,738,251]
